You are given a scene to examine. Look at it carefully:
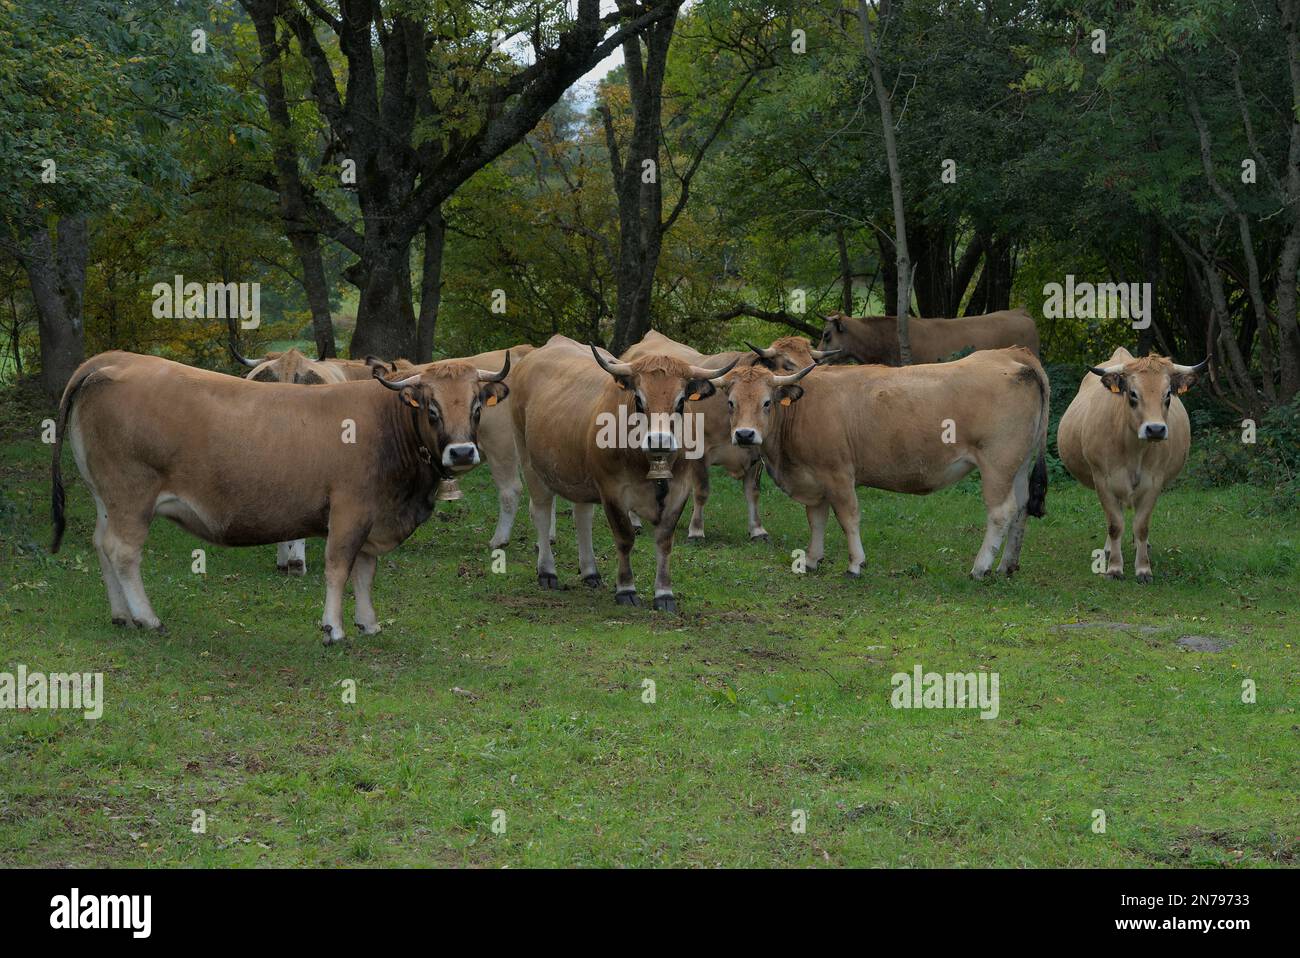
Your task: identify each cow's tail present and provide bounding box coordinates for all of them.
[50,364,95,553]
[1025,355,1050,519]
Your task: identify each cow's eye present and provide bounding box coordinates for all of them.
[1128,390,1138,406]
[633,394,645,413]
[763,398,772,409]
[727,399,734,411]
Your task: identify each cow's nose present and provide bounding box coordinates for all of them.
[733,428,758,446]
[443,443,480,469]
[642,431,678,453]
[1141,422,1168,441]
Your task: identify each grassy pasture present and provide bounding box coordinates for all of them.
[0,417,1296,867]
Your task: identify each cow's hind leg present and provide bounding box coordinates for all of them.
[350,551,381,634]
[486,454,523,550]
[92,503,131,626]
[996,457,1033,576]
[971,474,1019,579]
[828,487,866,577]
[277,539,306,575]
[100,515,162,630]
[602,499,641,606]
[574,502,601,588]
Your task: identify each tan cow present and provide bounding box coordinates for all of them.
[51,350,509,643]
[818,309,1040,365]
[620,331,838,541]
[509,335,735,610]
[231,342,354,385]
[716,346,1050,577]
[1057,348,1206,582]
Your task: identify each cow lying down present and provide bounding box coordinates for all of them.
[716,345,1050,578]
[51,350,509,644]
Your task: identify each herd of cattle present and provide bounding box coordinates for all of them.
[48,307,1207,643]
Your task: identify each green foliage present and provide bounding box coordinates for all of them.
[1188,397,1300,507]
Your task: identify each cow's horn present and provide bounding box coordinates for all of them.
[745,341,776,360]
[229,339,261,368]
[1170,357,1209,375]
[365,355,397,373]
[772,363,817,386]
[692,356,738,380]
[590,344,634,378]
[478,350,510,382]
[1088,363,1125,377]
[377,372,421,391]
[811,347,842,363]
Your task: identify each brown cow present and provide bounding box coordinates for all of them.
[51,350,509,643]
[715,346,1050,577]
[509,335,735,610]
[819,309,1040,365]
[1057,348,1206,582]
[620,331,837,541]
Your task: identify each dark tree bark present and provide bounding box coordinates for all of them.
[239,0,678,360]
[835,226,854,314]
[17,216,87,400]
[248,4,337,358]
[416,209,446,363]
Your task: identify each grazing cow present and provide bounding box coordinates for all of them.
[50,350,509,643]
[620,331,839,540]
[715,347,1050,577]
[509,335,735,610]
[1057,348,1206,582]
[819,309,1041,365]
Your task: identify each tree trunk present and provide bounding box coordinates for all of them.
[836,226,854,314]
[416,210,446,363]
[347,241,417,359]
[20,216,87,400]
[858,0,912,362]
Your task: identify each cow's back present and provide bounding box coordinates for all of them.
[911,310,1040,363]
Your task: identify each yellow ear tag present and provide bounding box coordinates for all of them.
[485,394,498,406]
[779,397,792,406]
[1107,382,1121,394]
[1176,383,1190,395]
[403,394,419,408]
[688,392,701,402]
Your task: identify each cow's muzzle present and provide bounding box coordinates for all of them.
[1139,422,1168,441]
[442,443,481,471]
[733,427,760,446]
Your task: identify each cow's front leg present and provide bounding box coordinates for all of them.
[602,499,641,606]
[744,458,768,541]
[574,501,601,588]
[686,457,709,541]
[1095,484,1126,579]
[804,501,830,571]
[1132,485,1160,583]
[321,521,366,645]
[351,551,381,634]
[650,481,691,611]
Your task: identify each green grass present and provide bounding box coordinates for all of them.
[0,418,1296,868]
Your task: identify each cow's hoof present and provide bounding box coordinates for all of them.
[687,534,705,545]
[489,539,508,551]
[1135,570,1153,584]
[750,532,770,543]
[582,574,603,589]
[276,564,289,575]
[355,621,382,635]
[287,560,306,576]
[1104,570,1124,580]
[111,616,131,628]
[970,568,991,580]
[1000,564,1019,577]
[653,595,677,613]
[538,573,562,590]
[615,591,642,607]
[321,624,345,646]
[844,569,862,580]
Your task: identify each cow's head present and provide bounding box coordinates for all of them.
[233,341,333,385]
[591,346,737,455]
[747,336,840,371]
[377,353,510,472]
[1089,354,1208,441]
[712,362,817,447]
[819,314,899,364]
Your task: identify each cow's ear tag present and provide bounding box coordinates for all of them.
[1176,382,1191,395]
[779,396,793,406]
[485,394,498,406]
[403,394,419,408]
[688,392,701,402]
[1106,381,1121,394]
